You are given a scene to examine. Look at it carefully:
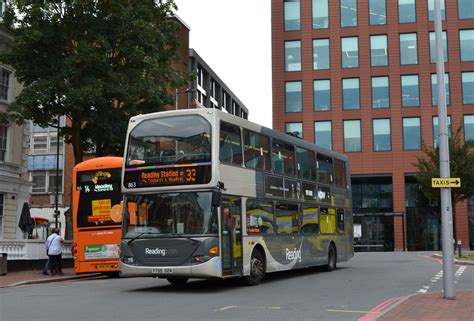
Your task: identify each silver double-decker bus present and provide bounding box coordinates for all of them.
[120,107,353,285]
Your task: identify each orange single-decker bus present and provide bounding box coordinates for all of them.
[72,157,123,275]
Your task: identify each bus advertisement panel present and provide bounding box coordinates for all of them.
[72,157,123,275]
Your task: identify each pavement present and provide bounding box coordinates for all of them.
[1,265,473,320]
[0,267,102,288]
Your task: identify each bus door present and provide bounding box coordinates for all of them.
[220,197,243,276]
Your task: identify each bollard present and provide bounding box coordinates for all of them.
[457,240,462,259]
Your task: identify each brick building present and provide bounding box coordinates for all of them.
[272,0,474,251]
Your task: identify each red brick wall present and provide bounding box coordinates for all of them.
[272,0,473,250]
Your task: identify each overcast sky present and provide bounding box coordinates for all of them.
[173,0,273,128]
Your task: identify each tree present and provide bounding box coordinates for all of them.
[413,126,474,237]
[0,0,189,163]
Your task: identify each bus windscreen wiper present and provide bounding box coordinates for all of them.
[127,232,161,246]
[166,233,201,243]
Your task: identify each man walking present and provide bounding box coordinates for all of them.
[45,228,64,275]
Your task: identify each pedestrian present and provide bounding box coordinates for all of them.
[45,228,64,275]
[41,257,50,275]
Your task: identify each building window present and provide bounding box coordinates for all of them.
[285,81,302,113]
[459,0,474,20]
[314,79,331,111]
[341,0,357,27]
[30,170,63,194]
[431,73,450,106]
[401,75,420,107]
[372,76,390,109]
[369,0,386,25]
[286,122,303,139]
[373,119,391,151]
[0,69,10,101]
[462,72,474,104]
[313,38,330,70]
[460,30,474,61]
[314,121,332,150]
[342,78,360,110]
[312,0,329,29]
[341,37,359,68]
[284,0,300,31]
[344,120,361,152]
[428,0,446,21]
[465,115,474,147]
[429,31,448,63]
[398,0,416,23]
[0,125,7,161]
[433,116,452,148]
[31,120,64,155]
[370,35,388,67]
[285,40,301,72]
[403,117,421,150]
[400,33,418,65]
[196,66,207,104]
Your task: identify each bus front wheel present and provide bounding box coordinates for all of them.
[167,277,188,286]
[324,244,337,272]
[243,250,265,286]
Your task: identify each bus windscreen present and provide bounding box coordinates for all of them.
[123,115,212,189]
[76,168,122,228]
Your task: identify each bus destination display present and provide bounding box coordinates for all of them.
[124,163,211,188]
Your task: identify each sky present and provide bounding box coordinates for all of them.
[173,0,273,128]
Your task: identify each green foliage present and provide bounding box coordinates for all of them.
[414,126,474,205]
[0,0,189,163]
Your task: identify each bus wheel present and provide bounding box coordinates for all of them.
[167,277,188,286]
[243,250,265,286]
[325,244,337,272]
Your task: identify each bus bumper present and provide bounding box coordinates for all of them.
[120,256,222,279]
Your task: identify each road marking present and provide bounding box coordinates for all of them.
[358,296,404,321]
[249,306,281,310]
[213,306,238,312]
[327,309,369,314]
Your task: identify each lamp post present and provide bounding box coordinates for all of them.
[434,0,455,300]
[175,88,197,110]
[54,115,60,229]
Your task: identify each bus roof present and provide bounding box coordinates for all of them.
[73,156,123,171]
[128,106,348,163]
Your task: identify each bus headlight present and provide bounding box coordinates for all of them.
[193,255,211,263]
[121,256,135,265]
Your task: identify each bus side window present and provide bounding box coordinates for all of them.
[301,206,319,234]
[220,122,242,165]
[336,209,345,233]
[334,159,347,188]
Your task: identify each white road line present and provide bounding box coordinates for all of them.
[213,306,238,312]
[327,309,369,314]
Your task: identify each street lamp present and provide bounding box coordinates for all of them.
[54,115,61,229]
[175,88,197,110]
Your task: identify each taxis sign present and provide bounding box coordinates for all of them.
[431,178,461,188]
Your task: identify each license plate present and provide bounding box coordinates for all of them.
[151,268,173,274]
[96,264,113,269]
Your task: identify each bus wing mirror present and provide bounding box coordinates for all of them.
[212,191,221,207]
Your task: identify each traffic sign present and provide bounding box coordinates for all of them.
[431,178,461,188]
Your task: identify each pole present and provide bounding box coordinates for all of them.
[54,115,60,229]
[175,88,178,110]
[434,0,455,300]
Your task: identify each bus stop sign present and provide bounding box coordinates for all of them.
[431,178,461,188]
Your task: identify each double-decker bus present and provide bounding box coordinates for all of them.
[120,108,353,285]
[72,157,123,276]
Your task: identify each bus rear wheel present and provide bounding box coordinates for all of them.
[167,277,188,286]
[324,244,337,272]
[243,250,265,286]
